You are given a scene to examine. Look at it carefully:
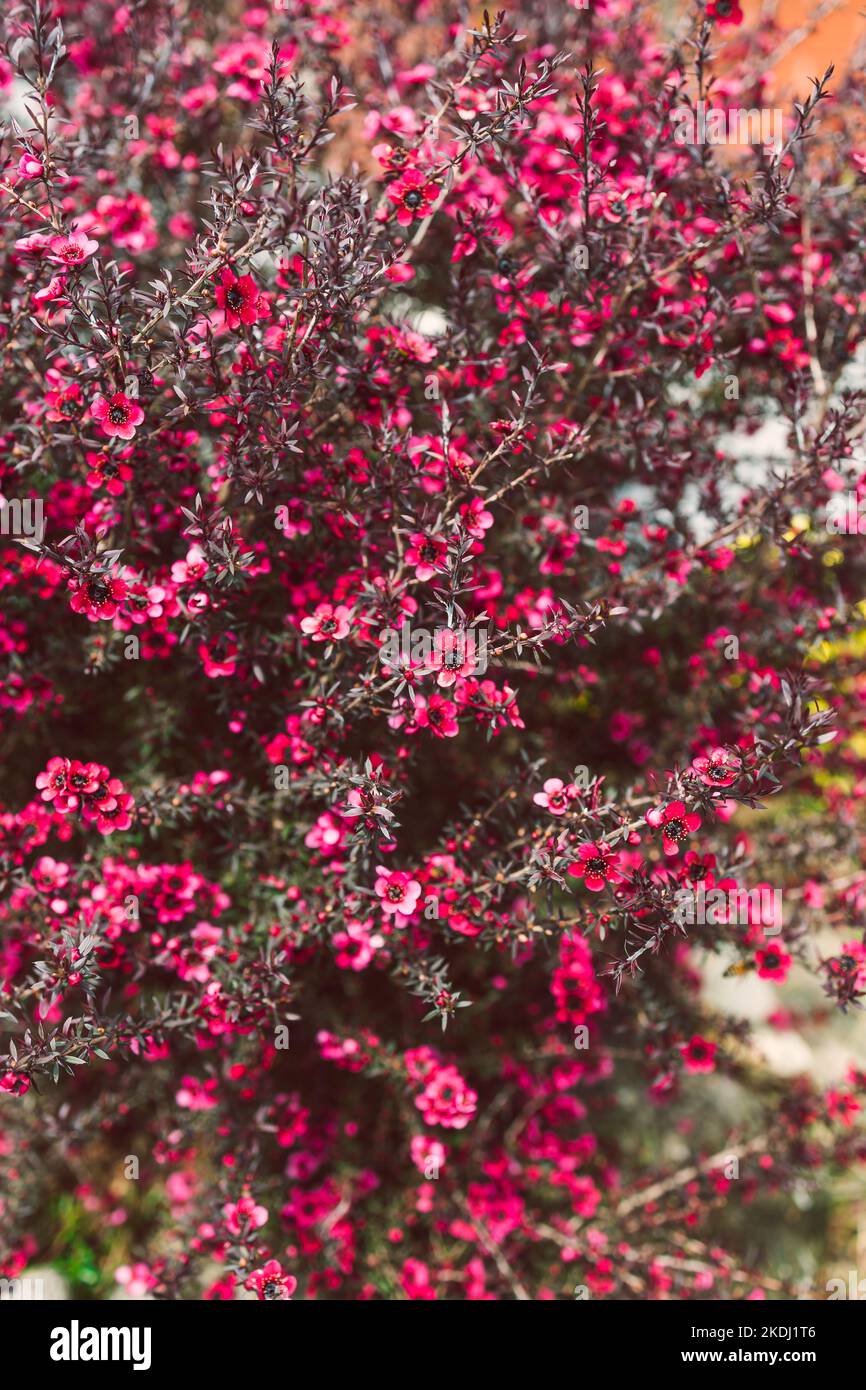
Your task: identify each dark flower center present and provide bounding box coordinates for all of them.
[715,0,733,14]
[403,190,423,210]
[387,883,404,902]
[225,286,244,310]
[108,404,129,425]
[88,579,111,603]
[664,818,687,841]
[262,1280,280,1299]
[586,857,607,878]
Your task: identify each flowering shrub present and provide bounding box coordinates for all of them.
[2,0,866,1301]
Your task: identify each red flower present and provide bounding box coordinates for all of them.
[646,800,702,856]
[826,1090,861,1127]
[90,391,144,441]
[62,759,103,808]
[214,265,268,329]
[244,1259,297,1300]
[755,942,792,981]
[691,747,741,789]
[706,0,743,25]
[413,691,459,738]
[0,1072,30,1096]
[68,571,128,621]
[386,168,439,226]
[681,1035,717,1073]
[85,449,134,495]
[82,779,136,834]
[405,532,448,581]
[424,628,481,687]
[568,841,623,891]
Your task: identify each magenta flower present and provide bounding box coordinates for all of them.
[47,230,99,266]
[646,800,702,856]
[680,1035,717,1074]
[300,602,352,641]
[533,777,578,815]
[567,841,623,891]
[17,152,44,180]
[691,747,742,788]
[35,755,72,807]
[386,167,439,226]
[214,265,268,329]
[90,391,144,441]
[223,1197,268,1236]
[374,866,422,917]
[412,691,459,738]
[244,1259,297,1300]
[405,532,448,581]
[68,571,129,621]
[425,628,480,687]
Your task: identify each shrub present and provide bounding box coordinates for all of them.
[1,0,865,1300]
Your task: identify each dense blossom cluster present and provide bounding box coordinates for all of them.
[1,0,866,1300]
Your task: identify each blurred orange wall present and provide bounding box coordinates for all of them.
[746,0,865,96]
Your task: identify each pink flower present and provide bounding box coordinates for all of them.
[410,1135,448,1175]
[198,636,238,678]
[424,628,481,687]
[533,777,578,815]
[412,691,459,737]
[223,1196,268,1236]
[405,532,448,581]
[387,167,439,226]
[706,0,744,23]
[17,153,44,180]
[691,747,741,788]
[36,756,72,806]
[47,230,99,266]
[68,572,128,621]
[244,1259,297,1300]
[567,841,623,891]
[300,603,351,642]
[374,866,422,917]
[681,1035,717,1073]
[755,942,792,981]
[385,262,415,283]
[646,800,702,856]
[0,1072,30,1096]
[415,1063,477,1129]
[116,1263,157,1297]
[90,391,144,441]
